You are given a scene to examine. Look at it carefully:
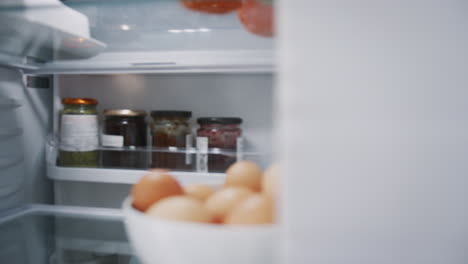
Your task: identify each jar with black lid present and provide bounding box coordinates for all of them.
[197,117,243,172]
[151,111,193,171]
[101,109,148,169]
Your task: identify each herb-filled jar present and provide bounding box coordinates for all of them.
[101,109,148,169]
[58,98,99,167]
[151,111,193,171]
[196,117,243,172]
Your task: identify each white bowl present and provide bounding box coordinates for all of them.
[122,197,279,264]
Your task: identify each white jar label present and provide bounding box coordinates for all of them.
[101,134,124,148]
[236,137,244,162]
[196,137,208,173]
[186,134,193,165]
[60,115,98,152]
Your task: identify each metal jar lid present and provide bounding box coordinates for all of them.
[197,117,243,125]
[151,110,192,119]
[62,98,98,105]
[103,109,147,117]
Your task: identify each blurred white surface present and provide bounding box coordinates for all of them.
[278,1,468,264]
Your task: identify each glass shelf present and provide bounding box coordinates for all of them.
[46,138,264,184]
[0,204,140,264]
[0,0,275,73]
[47,165,226,185]
[70,0,273,53]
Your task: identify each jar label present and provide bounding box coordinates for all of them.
[101,134,124,148]
[196,137,208,173]
[236,137,244,161]
[60,115,98,152]
[186,134,193,165]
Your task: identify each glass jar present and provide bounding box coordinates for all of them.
[197,117,242,172]
[58,98,99,167]
[101,109,148,169]
[151,111,193,171]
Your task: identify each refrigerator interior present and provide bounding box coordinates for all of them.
[4,0,468,264]
[0,0,276,263]
[0,0,275,209]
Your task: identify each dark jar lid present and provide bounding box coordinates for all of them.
[151,110,192,119]
[197,117,243,125]
[103,109,147,117]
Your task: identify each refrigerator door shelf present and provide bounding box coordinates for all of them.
[0,127,23,139]
[0,0,106,63]
[0,98,22,109]
[28,50,274,74]
[0,156,25,198]
[45,137,263,185]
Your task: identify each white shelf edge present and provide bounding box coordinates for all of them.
[26,50,274,75]
[28,203,123,220]
[0,204,123,225]
[47,164,225,185]
[56,237,133,256]
[29,66,275,75]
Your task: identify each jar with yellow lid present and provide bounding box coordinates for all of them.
[58,98,99,167]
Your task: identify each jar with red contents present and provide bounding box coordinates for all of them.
[197,117,242,172]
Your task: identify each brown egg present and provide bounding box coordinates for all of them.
[149,168,170,173]
[131,171,184,212]
[204,187,253,223]
[225,194,274,225]
[184,184,216,202]
[224,160,263,192]
[146,196,211,223]
[263,163,281,198]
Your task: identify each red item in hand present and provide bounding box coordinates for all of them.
[238,0,274,37]
[181,0,242,14]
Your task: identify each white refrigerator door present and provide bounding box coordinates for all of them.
[0,68,52,212]
[279,1,468,264]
